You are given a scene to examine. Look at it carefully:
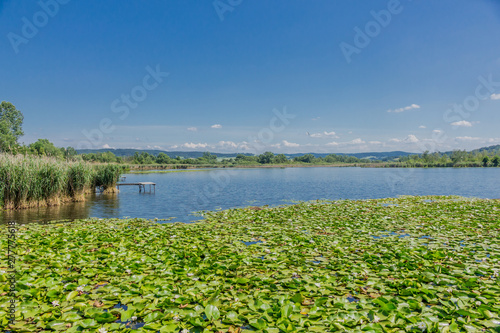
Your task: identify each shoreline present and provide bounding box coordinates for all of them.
[128,163,498,172]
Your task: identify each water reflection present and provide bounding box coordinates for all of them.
[0,193,120,225]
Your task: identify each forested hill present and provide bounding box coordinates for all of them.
[470,145,500,155]
[75,149,253,159]
[76,146,500,161]
[76,148,412,160]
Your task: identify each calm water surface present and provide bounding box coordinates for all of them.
[1,167,499,224]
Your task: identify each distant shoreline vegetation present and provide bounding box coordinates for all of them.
[89,149,500,169]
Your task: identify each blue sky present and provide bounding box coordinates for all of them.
[1,0,500,154]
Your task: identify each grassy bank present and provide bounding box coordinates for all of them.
[1,196,499,332]
[0,154,124,210]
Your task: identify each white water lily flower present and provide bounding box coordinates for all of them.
[131,316,137,321]
[417,322,426,330]
[373,315,380,323]
[235,298,239,302]
[181,330,189,333]
[187,273,194,277]
[264,249,271,253]
[98,328,107,333]
[26,282,33,286]
[52,300,60,307]
[77,286,84,292]
[446,287,453,293]
[174,295,180,299]
[476,301,481,306]
[173,314,180,321]
[314,283,321,288]
[125,269,132,274]
[192,277,199,281]
[110,252,115,255]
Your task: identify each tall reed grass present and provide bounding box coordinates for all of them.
[0,154,123,209]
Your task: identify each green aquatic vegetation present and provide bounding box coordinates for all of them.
[0,154,123,209]
[1,196,499,332]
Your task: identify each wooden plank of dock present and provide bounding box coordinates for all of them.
[117,182,156,193]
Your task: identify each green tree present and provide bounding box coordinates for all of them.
[492,156,500,167]
[450,150,467,164]
[274,154,288,164]
[0,101,24,152]
[294,154,315,163]
[156,152,172,164]
[201,152,217,163]
[64,147,77,160]
[258,152,275,164]
[482,156,490,167]
[29,139,63,158]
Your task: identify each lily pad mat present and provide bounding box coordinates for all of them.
[1,196,499,332]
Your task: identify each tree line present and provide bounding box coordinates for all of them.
[1,101,499,167]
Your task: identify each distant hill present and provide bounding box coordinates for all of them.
[283,151,412,160]
[76,148,412,160]
[471,145,500,155]
[76,149,253,159]
[76,145,499,161]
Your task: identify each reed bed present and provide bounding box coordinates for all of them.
[0,154,123,209]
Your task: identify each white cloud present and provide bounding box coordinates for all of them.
[432,129,442,134]
[348,138,365,144]
[387,104,420,113]
[179,142,209,149]
[102,144,114,149]
[450,120,473,127]
[405,135,419,143]
[455,136,481,141]
[211,124,222,129]
[312,117,320,121]
[389,135,419,144]
[187,127,198,132]
[145,145,163,150]
[419,125,426,129]
[310,131,339,138]
[216,141,238,149]
[282,140,300,147]
[491,93,500,100]
[326,141,339,146]
[368,141,382,144]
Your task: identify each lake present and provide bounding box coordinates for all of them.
[1,167,499,224]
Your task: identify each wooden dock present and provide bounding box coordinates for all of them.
[117,182,156,193]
